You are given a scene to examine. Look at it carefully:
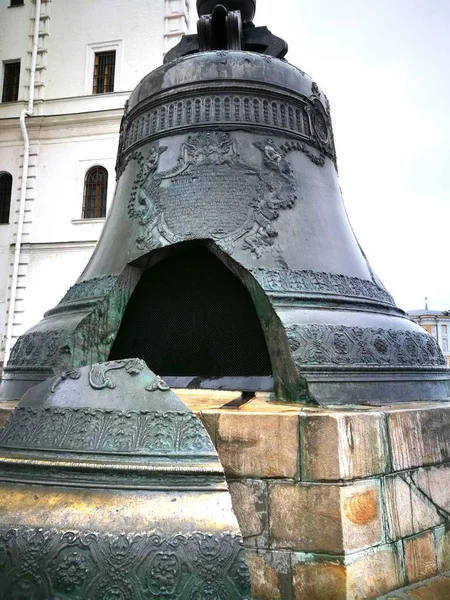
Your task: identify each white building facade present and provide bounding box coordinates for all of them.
[0,0,190,369]
[408,309,450,367]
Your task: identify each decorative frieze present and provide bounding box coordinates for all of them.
[0,528,250,600]
[286,324,446,368]
[117,91,334,174]
[0,407,215,456]
[59,275,119,304]
[286,324,446,367]
[6,330,69,370]
[249,268,396,306]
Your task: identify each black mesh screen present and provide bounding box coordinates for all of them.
[109,247,271,378]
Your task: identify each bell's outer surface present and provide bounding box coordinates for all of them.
[0,360,251,599]
[1,50,449,404]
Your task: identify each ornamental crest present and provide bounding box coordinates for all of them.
[127,132,297,257]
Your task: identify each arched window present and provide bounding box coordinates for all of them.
[0,172,12,224]
[82,166,108,219]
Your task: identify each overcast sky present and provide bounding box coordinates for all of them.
[191,1,450,311]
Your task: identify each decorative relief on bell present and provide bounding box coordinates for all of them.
[286,324,446,368]
[59,274,119,304]
[249,268,396,306]
[115,67,336,180]
[0,407,215,454]
[127,132,297,257]
[7,329,70,369]
[0,529,249,600]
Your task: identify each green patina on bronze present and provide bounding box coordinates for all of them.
[0,360,252,599]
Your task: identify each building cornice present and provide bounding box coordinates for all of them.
[11,241,97,253]
[0,108,124,142]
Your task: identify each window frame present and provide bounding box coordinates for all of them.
[82,165,109,220]
[1,60,21,103]
[84,40,122,96]
[92,50,116,95]
[0,172,13,225]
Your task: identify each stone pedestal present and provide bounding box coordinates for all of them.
[182,392,450,600]
[2,392,450,599]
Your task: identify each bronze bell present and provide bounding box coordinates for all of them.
[1,0,449,405]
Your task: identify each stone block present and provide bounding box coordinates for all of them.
[300,411,389,481]
[404,531,437,584]
[346,544,404,599]
[341,481,384,550]
[291,544,403,600]
[229,479,268,548]
[269,481,383,553]
[292,557,346,600]
[378,573,450,599]
[413,465,450,514]
[434,526,450,572]
[384,475,443,540]
[216,412,299,478]
[245,549,293,600]
[388,406,450,471]
[270,482,342,552]
[197,410,218,446]
[405,577,450,599]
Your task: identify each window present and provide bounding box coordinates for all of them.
[93,51,115,94]
[432,325,437,337]
[2,61,20,103]
[443,338,448,352]
[82,166,108,219]
[10,0,24,6]
[443,325,448,334]
[0,173,13,224]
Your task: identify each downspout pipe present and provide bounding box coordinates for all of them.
[4,0,41,364]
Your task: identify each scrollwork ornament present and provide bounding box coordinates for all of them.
[146,374,170,392]
[51,369,81,393]
[88,358,147,390]
[89,361,127,390]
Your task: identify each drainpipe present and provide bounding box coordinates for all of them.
[4,0,41,364]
